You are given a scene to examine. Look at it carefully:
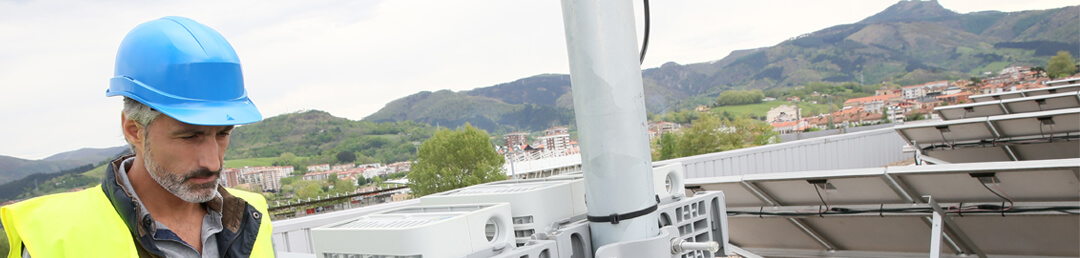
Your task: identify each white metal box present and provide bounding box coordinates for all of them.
[420,176,587,244]
[311,203,514,258]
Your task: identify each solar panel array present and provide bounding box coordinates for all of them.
[686,83,1079,257]
[896,84,1080,164]
[685,159,1079,257]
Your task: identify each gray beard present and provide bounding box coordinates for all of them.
[143,147,220,203]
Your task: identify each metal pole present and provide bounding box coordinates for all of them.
[930,208,943,258]
[509,148,517,179]
[560,0,658,249]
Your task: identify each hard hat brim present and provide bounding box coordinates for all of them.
[149,98,263,126]
[108,78,262,126]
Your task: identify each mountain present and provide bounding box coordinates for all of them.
[225,110,435,163]
[364,77,577,134]
[860,0,959,24]
[0,155,87,185]
[42,146,128,165]
[364,2,1078,132]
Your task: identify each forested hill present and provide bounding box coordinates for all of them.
[226,110,436,164]
[363,1,1078,133]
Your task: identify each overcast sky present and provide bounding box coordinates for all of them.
[0,0,1073,160]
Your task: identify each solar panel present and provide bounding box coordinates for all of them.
[685,159,1080,257]
[970,83,1080,103]
[894,117,996,144]
[1000,92,1080,113]
[935,92,1080,120]
[934,101,1007,120]
[988,108,1080,138]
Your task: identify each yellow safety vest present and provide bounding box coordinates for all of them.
[1,185,274,257]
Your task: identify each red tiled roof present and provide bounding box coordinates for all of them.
[844,95,898,105]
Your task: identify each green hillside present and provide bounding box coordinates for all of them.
[363,2,1078,129]
[0,156,87,185]
[226,110,436,165]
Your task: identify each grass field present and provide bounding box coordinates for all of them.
[711,101,834,119]
[81,164,108,178]
[225,157,278,168]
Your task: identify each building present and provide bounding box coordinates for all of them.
[544,126,569,136]
[503,132,529,149]
[648,122,681,136]
[902,81,948,100]
[227,165,294,192]
[842,95,898,113]
[331,163,356,171]
[387,161,412,173]
[306,164,330,172]
[766,105,801,123]
[539,133,571,154]
[770,120,809,134]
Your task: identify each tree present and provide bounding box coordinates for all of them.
[1,230,8,256]
[1047,51,1077,79]
[657,132,677,160]
[407,123,506,196]
[715,90,765,106]
[357,176,369,186]
[297,183,324,199]
[332,176,357,194]
[336,151,356,163]
[654,114,780,161]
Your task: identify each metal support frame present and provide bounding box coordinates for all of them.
[984,120,1002,138]
[924,196,988,258]
[998,102,1012,114]
[740,181,837,251]
[881,174,965,254]
[930,206,944,258]
[919,155,952,165]
[1002,145,1020,161]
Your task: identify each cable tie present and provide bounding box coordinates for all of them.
[759,206,764,219]
[958,202,963,217]
[879,203,884,217]
[587,199,659,224]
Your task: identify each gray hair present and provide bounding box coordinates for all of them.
[123,97,163,153]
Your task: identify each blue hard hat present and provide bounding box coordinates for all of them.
[107,16,261,126]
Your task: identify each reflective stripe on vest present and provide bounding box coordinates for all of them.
[1,185,274,257]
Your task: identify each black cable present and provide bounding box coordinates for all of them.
[639,0,650,64]
[979,182,1010,203]
[813,183,829,212]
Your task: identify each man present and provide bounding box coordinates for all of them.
[1,17,274,257]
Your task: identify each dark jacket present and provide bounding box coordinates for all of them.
[101,155,265,257]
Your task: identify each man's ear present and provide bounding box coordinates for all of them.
[122,113,146,150]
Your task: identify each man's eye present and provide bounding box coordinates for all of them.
[181,135,198,140]
[218,132,231,136]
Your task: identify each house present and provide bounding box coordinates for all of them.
[842,95,898,113]
[770,120,809,134]
[766,105,801,123]
[935,92,972,104]
[649,121,682,136]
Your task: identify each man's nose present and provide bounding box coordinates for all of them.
[196,137,223,172]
